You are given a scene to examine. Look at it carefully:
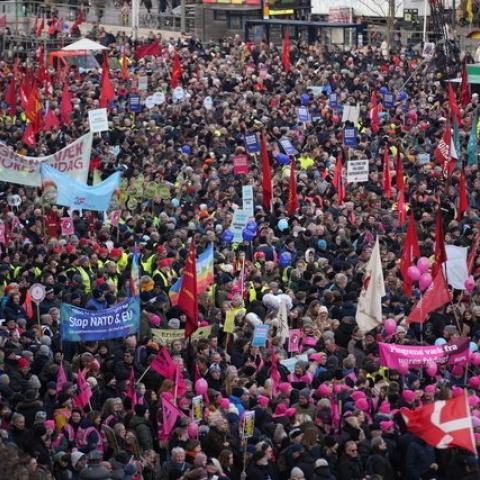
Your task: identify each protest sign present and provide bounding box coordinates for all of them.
[145,96,156,109]
[309,86,324,97]
[297,106,310,122]
[279,137,298,156]
[252,324,269,347]
[153,91,165,105]
[203,96,213,110]
[61,217,75,236]
[137,75,148,90]
[0,133,92,187]
[347,159,369,183]
[152,325,212,343]
[60,297,140,342]
[343,128,357,147]
[129,95,142,113]
[192,395,203,422]
[288,329,301,353]
[383,93,394,109]
[242,185,254,217]
[342,105,360,123]
[88,108,109,133]
[379,338,470,370]
[233,154,249,175]
[224,309,236,334]
[244,133,260,154]
[329,93,337,108]
[242,411,255,438]
[231,209,250,242]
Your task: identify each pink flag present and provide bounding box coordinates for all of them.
[288,329,301,353]
[175,363,187,398]
[74,369,92,409]
[162,396,182,436]
[151,347,175,379]
[56,362,67,393]
[126,367,138,409]
[270,353,281,397]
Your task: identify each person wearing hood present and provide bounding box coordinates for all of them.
[312,458,335,480]
[365,437,396,480]
[129,404,154,453]
[85,288,108,311]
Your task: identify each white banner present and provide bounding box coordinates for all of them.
[0,133,92,187]
[444,245,468,290]
[347,159,369,183]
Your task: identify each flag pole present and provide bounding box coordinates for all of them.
[135,364,152,385]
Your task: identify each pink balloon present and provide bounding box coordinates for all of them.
[188,422,199,439]
[452,386,464,397]
[472,352,480,367]
[195,378,208,395]
[397,363,409,375]
[425,362,437,377]
[417,257,430,273]
[407,265,421,281]
[465,276,475,293]
[469,376,480,389]
[419,272,433,291]
[469,395,480,407]
[383,318,397,336]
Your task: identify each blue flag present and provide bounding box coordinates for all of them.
[41,163,121,211]
[467,112,478,166]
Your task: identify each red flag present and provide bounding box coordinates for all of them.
[397,189,407,227]
[400,213,421,296]
[261,132,272,212]
[406,270,450,324]
[22,123,36,146]
[73,369,92,409]
[460,62,471,108]
[383,146,392,199]
[401,395,476,454]
[25,83,41,122]
[432,208,447,277]
[434,125,456,177]
[36,46,46,84]
[135,40,161,60]
[5,75,16,116]
[60,82,72,125]
[162,396,182,436]
[457,166,469,221]
[281,29,291,72]
[178,241,199,338]
[99,54,114,108]
[370,92,381,133]
[43,109,60,131]
[396,147,405,192]
[56,362,67,393]
[333,153,345,204]
[22,290,34,320]
[287,159,298,216]
[150,347,175,379]
[125,367,138,409]
[447,82,461,124]
[170,53,182,89]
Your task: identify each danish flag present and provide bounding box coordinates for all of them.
[401,395,476,454]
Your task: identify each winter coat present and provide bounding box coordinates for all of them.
[405,438,436,480]
[79,463,112,480]
[336,454,364,480]
[129,415,153,452]
[366,449,396,480]
[246,461,279,480]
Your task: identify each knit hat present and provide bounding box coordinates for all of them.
[402,390,415,403]
[290,467,304,477]
[298,388,310,399]
[17,357,30,369]
[380,420,394,432]
[257,395,269,407]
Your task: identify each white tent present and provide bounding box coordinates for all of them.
[61,38,108,51]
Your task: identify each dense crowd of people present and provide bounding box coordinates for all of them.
[0,25,478,480]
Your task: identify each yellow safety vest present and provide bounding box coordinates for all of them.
[77,266,92,294]
[141,254,155,275]
[117,252,128,272]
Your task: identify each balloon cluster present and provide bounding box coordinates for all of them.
[407,257,432,291]
[242,220,257,242]
[274,152,290,166]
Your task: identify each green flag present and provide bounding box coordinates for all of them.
[467,112,478,166]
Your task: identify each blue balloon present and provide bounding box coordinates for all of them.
[246,220,257,232]
[277,219,289,232]
[181,145,191,154]
[300,93,310,106]
[171,198,180,208]
[279,251,292,267]
[398,90,408,101]
[222,230,234,243]
[379,86,389,95]
[434,338,447,346]
[242,228,255,242]
[275,153,290,166]
[317,239,327,251]
[471,341,479,353]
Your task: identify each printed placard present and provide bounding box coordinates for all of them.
[233,154,249,175]
[231,209,250,243]
[242,410,255,438]
[242,185,254,217]
[288,328,301,352]
[192,395,203,423]
[343,127,357,147]
[88,108,109,133]
[244,133,260,154]
[61,217,75,236]
[252,324,269,347]
[346,159,369,183]
[279,137,298,156]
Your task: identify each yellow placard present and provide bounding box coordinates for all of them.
[152,325,212,343]
[224,309,236,333]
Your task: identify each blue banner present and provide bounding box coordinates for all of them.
[60,297,140,342]
[244,133,261,154]
[252,325,269,347]
[129,95,142,112]
[41,164,121,212]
